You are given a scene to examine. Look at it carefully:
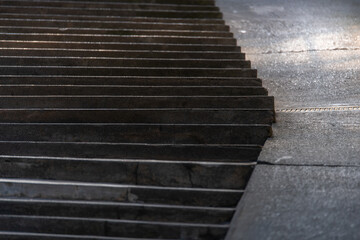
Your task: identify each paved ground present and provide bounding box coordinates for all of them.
[217,0,360,239]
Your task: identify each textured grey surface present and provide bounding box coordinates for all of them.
[259,111,360,166]
[226,165,360,240]
[218,0,360,239]
[217,0,360,108]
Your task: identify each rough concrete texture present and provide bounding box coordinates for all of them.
[259,111,360,166]
[217,0,360,108]
[217,0,360,239]
[226,165,360,240]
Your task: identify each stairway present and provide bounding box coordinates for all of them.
[0,0,274,239]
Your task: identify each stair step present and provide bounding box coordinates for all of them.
[0,156,254,189]
[0,123,271,145]
[0,67,256,77]
[0,85,265,96]
[0,6,223,19]
[0,41,240,51]
[70,0,216,5]
[0,198,234,224]
[0,109,274,124]
[0,215,228,239]
[0,141,261,162]
[0,48,245,59]
[0,13,225,24]
[0,178,242,207]
[0,57,249,68]
[0,76,261,86]
[4,0,216,5]
[0,33,236,45]
[0,96,274,109]
[0,18,230,31]
[0,231,158,240]
[0,1,219,12]
[0,0,274,237]
[0,26,234,37]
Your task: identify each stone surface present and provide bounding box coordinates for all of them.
[0,0,275,238]
[259,111,360,166]
[226,165,360,240]
[217,0,360,108]
[218,0,360,239]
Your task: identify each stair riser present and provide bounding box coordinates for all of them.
[0,182,242,207]
[0,27,233,37]
[0,86,265,96]
[0,49,245,59]
[0,42,240,51]
[0,110,274,124]
[0,157,253,189]
[0,13,225,25]
[0,58,249,68]
[0,124,270,145]
[0,67,257,77]
[0,216,228,239]
[0,233,150,240]
[0,20,230,32]
[0,97,274,109]
[0,77,261,86]
[0,7,223,19]
[0,34,235,45]
[2,0,216,5]
[0,200,234,224]
[0,142,261,162]
[0,1,219,11]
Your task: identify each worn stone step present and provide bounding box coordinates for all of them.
[6,0,216,5]
[0,6,223,19]
[0,1,219,12]
[50,0,215,5]
[0,215,228,239]
[0,26,233,37]
[0,109,274,124]
[0,123,271,145]
[0,178,242,207]
[0,198,234,224]
[0,85,265,96]
[0,76,261,86]
[0,67,256,77]
[0,231,145,240]
[0,57,250,68]
[0,33,236,45]
[0,48,244,59]
[0,41,240,51]
[0,96,274,109]
[0,18,230,31]
[0,13,225,24]
[0,142,261,162]
[0,156,254,189]
[68,0,215,5]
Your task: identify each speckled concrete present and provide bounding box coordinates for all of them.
[217,0,360,239]
[217,0,360,108]
[226,165,360,240]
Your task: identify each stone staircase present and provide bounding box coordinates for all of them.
[0,0,274,239]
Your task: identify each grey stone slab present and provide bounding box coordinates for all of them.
[244,51,360,109]
[258,111,360,166]
[226,165,360,240]
[218,0,360,54]
[217,0,360,108]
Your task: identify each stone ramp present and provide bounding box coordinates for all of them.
[0,0,274,239]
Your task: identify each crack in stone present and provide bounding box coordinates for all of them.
[258,160,360,168]
[253,47,360,55]
[185,165,194,188]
